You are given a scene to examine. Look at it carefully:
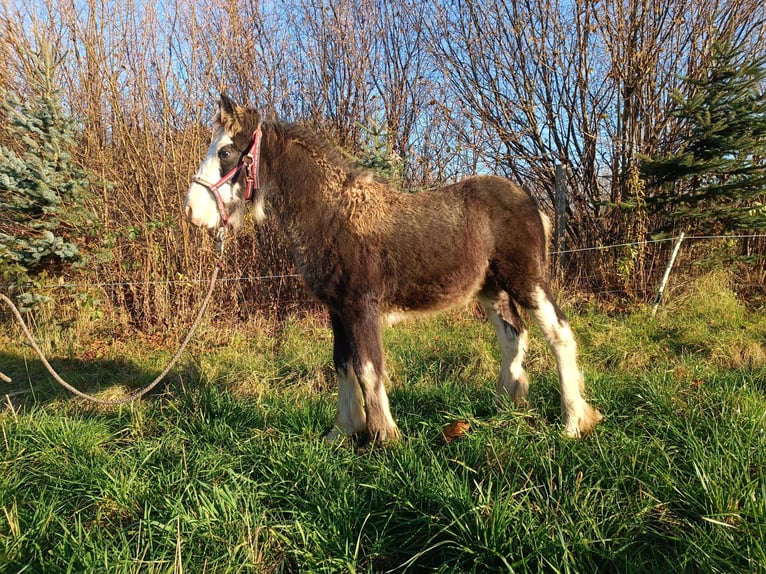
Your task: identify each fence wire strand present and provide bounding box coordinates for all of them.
[16,233,765,291]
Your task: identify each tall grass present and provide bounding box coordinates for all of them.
[1,273,764,572]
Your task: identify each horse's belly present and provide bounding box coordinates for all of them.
[384,261,487,322]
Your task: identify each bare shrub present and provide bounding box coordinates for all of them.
[1,0,762,330]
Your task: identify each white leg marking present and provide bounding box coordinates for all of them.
[359,360,400,441]
[326,367,366,442]
[508,329,530,398]
[528,287,598,437]
[479,294,529,403]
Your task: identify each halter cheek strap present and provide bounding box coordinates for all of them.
[191,123,263,229]
[243,126,262,202]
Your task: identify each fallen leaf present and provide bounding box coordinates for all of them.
[442,420,471,443]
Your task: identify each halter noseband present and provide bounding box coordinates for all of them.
[191,123,263,229]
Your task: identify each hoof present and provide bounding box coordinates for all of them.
[496,373,530,405]
[324,424,402,446]
[564,402,603,438]
[366,423,401,443]
[324,426,351,445]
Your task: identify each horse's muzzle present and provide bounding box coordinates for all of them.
[183,183,222,229]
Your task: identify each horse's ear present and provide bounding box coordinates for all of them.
[218,93,244,134]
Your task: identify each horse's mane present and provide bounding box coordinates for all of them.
[237,109,382,188]
[282,123,357,172]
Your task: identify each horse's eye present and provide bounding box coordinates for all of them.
[218,149,231,160]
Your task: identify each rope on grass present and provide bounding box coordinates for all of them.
[0,264,221,405]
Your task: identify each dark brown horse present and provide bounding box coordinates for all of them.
[184,95,602,441]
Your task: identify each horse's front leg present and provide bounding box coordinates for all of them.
[325,311,366,443]
[346,308,400,442]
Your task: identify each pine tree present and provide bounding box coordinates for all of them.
[0,41,97,307]
[355,118,404,185]
[642,39,766,233]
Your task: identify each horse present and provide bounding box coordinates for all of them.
[184,94,602,442]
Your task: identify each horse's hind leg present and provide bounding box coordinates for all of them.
[478,288,530,404]
[325,311,367,443]
[524,285,602,437]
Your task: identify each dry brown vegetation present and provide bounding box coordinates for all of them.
[0,0,764,329]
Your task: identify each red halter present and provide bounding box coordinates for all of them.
[191,124,262,228]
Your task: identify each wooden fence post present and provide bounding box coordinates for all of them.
[652,232,685,317]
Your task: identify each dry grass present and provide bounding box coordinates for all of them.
[2,2,764,331]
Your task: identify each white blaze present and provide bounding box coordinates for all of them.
[184,126,237,229]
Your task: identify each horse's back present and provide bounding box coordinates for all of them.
[368,175,549,313]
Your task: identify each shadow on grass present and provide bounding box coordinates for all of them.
[0,349,199,413]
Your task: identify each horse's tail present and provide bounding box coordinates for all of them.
[538,209,553,267]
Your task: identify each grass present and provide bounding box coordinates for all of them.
[1,272,765,573]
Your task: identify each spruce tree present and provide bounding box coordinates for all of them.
[642,39,766,233]
[355,118,404,185]
[0,43,96,307]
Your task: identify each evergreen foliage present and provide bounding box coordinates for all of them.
[642,39,766,232]
[354,119,404,185]
[0,42,97,306]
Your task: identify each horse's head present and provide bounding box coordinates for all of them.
[184,94,264,231]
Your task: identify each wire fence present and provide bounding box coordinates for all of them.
[553,233,766,302]
[23,234,765,289]
[2,234,765,327]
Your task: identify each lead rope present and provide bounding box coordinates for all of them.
[0,236,225,405]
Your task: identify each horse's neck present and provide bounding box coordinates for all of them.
[269,146,348,241]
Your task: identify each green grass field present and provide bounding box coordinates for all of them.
[1,272,765,573]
